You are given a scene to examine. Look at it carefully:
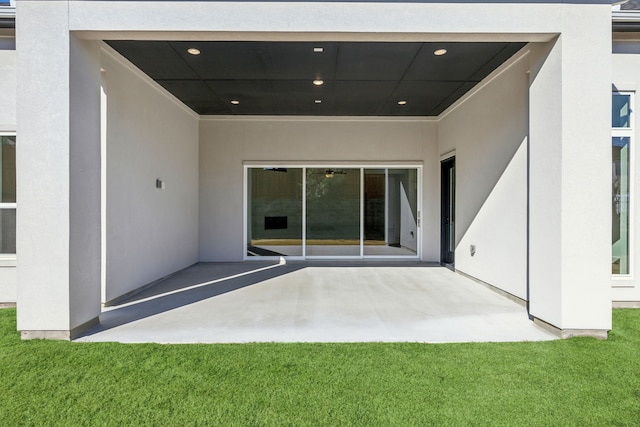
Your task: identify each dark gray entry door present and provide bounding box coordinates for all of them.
[440,158,455,267]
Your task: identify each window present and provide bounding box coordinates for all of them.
[0,135,15,256]
[612,93,632,275]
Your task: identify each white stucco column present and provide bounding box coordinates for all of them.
[16,1,102,339]
[528,5,612,336]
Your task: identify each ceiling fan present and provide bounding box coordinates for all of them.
[311,169,348,178]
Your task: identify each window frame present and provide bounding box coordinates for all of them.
[612,91,634,279]
[0,131,16,265]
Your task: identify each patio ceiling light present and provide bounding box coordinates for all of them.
[434,48,447,56]
[397,100,407,105]
[313,79,324,86]
[187,48,201,55]
[230,100,240,105]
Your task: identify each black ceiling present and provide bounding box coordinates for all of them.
[106,40,525,116]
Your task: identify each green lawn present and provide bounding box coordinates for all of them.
[0,308,638,426]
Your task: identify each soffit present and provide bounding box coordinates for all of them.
[106,40,526,116]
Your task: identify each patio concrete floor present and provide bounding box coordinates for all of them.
[76,261,558,344]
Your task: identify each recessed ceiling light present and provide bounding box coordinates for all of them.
[187,48,201,55]
[315,100,322,104]
[313,79,324,86]
[230,100,240,105]
[314,47,324,53]
[434,48,448,56]
[397,100,407,106]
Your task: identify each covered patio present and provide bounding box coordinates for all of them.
[77,262,556,344]
[14,0,612,340]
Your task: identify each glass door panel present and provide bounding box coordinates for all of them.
[364,168,418,256]
[247,168,303,257]
[306,168,361,256]
[364,169,386,253]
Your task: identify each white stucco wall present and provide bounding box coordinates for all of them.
[438,50,529,300]
[0,266,16,303]
[199,118,438,261]
[103,47,199,302]
[612,40,640,303]
[0,38,16,303]
[17,3,103,334]
[528,11,611,331]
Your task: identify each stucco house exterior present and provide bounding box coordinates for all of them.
[0,0,638,340]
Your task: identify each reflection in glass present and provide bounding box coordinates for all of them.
[364,169,418,256]
[612,137,630,274]
[247,168,303,257]
[364,169,385,245]
[0,208,15,254]
[612,94,631,128]
[0,136,16,203]
[306,168,360,256]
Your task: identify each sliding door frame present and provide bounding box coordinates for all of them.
[243,162,423,261]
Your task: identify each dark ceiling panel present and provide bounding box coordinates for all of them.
[171,41,339,80]
[106,40,527,116]
[428,82,478,116]
[404,42,509,82]
[188,100,235,116]
[334,43,422,81]
[468,42,526,82]
[203,80,331,115]
[106,41,198,80]
[156,80,215,103]
[260,42,338,81]
[331,81,399,115]
[383,81,465,116]
[170,41,269,79]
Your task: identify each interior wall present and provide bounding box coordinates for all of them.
[438,51,529,300]
[103,48,199,302]
[199,118,438,261]
[612,40,640,303]
[0,37,16,303]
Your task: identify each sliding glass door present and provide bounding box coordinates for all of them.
[246,166,420,259]
[363,168,418,256]
[306,168,361,256]
[246,168,303,257]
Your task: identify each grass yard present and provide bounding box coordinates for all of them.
[0,308,638,426]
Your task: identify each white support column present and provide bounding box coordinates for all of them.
[528,5,612,336]
[16,1,102,339]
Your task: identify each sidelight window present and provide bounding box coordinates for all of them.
[0,134,16,256]
[612,92,633,275]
